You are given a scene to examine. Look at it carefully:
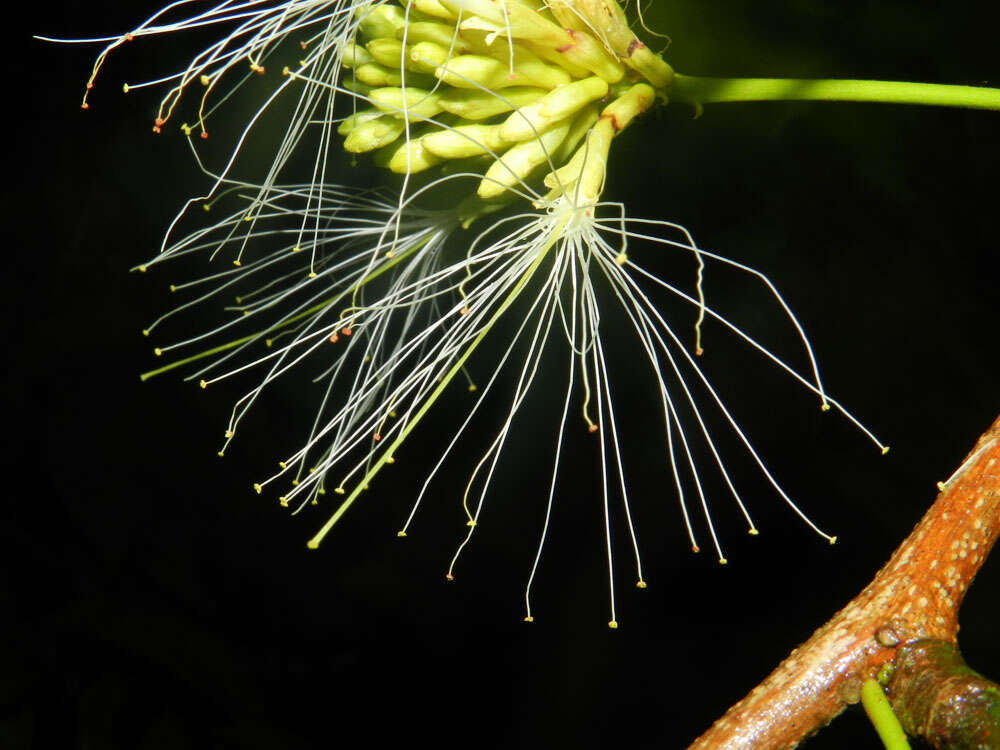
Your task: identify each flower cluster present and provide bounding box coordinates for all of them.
[63,0,887,625]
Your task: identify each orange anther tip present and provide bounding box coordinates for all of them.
[81,102,89,110]
[300,41,307,50]
[154,117,164,126]
[125,33,133,41]
[86,82,93,90]
[200,131,209,140]
[152,126,161,134]
[342,327,352,336]
[329,334,339,343]
[691,545,700,554]
[373,433,382,441]
[445,574,454,581]
[587,424,598,433]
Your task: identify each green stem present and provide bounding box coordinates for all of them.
[669,73,1000,111]
[861,679,911,750]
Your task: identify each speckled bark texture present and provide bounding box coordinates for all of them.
[888,640,1000,749]
[688,414,1000,749]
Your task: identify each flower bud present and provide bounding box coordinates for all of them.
[500,76,607,141]
[385,138,443,174]
[340,42,375,70]
[343,116,406,153]
[397,21,466,49]
[478,121,570,198]
[337,108,385,136]
[369,87,445,121]
[436,53,571,90]
[409,0,457,22]
[422,123,510,159]
[438,86,547,120]
[357,3,407,40]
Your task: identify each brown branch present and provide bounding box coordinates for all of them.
[887,639,1000,748]
[689,413,1000,749]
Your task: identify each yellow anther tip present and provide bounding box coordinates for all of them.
[937,481,946,491]
[317,488,326,496]
[608,621,618,629]
[217,451,225,457]
[278,461,287,469]
[829,536,838,546]
[308,272,317,278]
[386,456,395,464]
[122,84,129,93]
[202,204,211,212]
[142,329,149,337]
[524,616,534,623]
[225,430,234,438]
[335,487,346,495]
[253,483,262,494]
[881,446,891,455]
[279,497,288,507]
[397,531,407,537]
[748,528,760,536]
[200,75,210,86]
[199,379,207,389]
[719,558,728,566]
[169,285,177,293]
[233,260,242,267]
[138,265,147,273]
[468,385,477,392]
[292,479,299,486]
[292,245,301,253]
[306,539,320,550]
[466,520,476,527]
[614,252,628,266]
[636,581,647,589]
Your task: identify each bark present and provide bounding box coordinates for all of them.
[888,639,1000,749]
[688,413,1000,749]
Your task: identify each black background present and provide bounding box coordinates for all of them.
[6,1,1000,748]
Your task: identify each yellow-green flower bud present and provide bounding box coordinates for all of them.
[365,38,410,69]
[408,41,452,73]
[354,63,434,88]
[340,42,376,69]
[368,87,445,121]
[385,138,443,174]
[439,0,623,82]
[409,0,457,22]
[357,3,407,40]
[438,86,547,120]
[571,0,673,87]
[601,82,655,132]
[422,123,510,159]
[343,115,406,153]
[436,53,571,90]
[551,101,600,164]
[337,108,384,136]
[499,76,607,141]
[478,121,570,198]
[397,21,465,49]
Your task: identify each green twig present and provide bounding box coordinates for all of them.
[861,679,911,750]
[669,74,1000,111]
